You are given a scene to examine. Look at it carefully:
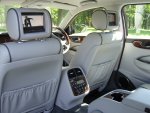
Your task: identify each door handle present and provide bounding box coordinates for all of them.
[133,40,150,49]
[133,41,142,48]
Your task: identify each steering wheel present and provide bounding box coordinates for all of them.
[53,27,70,54]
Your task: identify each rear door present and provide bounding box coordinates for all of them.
[118,4,150,89]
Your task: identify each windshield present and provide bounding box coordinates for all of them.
[0,5,68,33]
[45,7,68,27]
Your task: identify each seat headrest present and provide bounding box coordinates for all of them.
[7,8,52,41]
[92,10,118,31]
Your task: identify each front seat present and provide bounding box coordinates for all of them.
[70,10,122,91]
[0,8,63,113]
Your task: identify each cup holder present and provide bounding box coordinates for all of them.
[104,91,128,102]
[111,93,124,102]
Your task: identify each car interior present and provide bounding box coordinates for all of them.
[0,0,150,113]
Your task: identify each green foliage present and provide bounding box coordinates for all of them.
[142,5,150,29]
[0,5,20,33]
[128,29,150,36]
[124,4,150,30]
[0,6,6,32]
[70,9,94,33]
[46,7,68,26]
[124,5,136,29]
[125,5,136,18]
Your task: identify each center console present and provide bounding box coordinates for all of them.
[88,88,150,113]
[56,67,90,110]
[104,90,129,102]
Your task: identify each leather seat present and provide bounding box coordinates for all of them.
[0,8,63,113]
[70,10,122,91]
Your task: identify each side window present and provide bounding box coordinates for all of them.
[0,6,8,33]
[70,9,99,34]
[124,4,150,39]
[0,5,20,33]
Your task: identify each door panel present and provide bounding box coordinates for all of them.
[133,40,150,49]
[119,39,150,88]
[118,4,150,88]
[135,57,150,73]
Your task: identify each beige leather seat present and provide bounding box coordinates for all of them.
[70,10,122,91]
[0,8,63,113]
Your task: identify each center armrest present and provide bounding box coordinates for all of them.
[88,88,150,113]
[122,88,150,112]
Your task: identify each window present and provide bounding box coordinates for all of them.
[69,8,100,34]
[0,5,20,33]
[124,4,150,39]
[46,8,68,27]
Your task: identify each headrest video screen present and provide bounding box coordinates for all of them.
[22,13,45,33]
[108,13,117,26]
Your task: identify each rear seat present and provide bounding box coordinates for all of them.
[0,8,63,113]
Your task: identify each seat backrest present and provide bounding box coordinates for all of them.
[70,10,122,91]
[0,8,63,113]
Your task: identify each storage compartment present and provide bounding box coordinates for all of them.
[111,92,124,102]
[104,90,129,102]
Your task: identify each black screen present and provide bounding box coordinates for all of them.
[22,12,45,33]
[108,13,117,26]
